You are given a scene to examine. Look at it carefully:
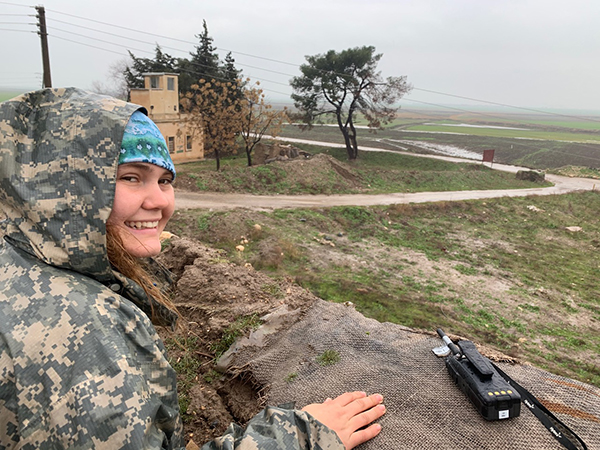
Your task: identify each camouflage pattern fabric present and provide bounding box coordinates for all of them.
[200,407,344,450]
[0,88,344,450]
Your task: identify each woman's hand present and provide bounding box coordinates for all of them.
[302,391,385,449]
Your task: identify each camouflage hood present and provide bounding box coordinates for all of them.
[0,87,143,283]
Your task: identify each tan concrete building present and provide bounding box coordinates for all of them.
[130,73,203,164]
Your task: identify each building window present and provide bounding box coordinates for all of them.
[167,77,175,91]
[167,136,175,153]
[185,135,192,152]
[150,76,160,89]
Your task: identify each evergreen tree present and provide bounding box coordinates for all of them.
[123,45,177,96]
[123,21,243,98]
[222,52,241,83]
[189,20,221,80]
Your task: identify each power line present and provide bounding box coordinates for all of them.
[0,28,35,32]
[0,76,40,79]
[402,97,600,130]
[411,87,600,123]
[48,27,158,55]
[0,1,33,7]
[401,98,519,123]
[50,34,135,56]
[46,17,298,80]
[45,17,295,90]
[47,33,290,98]
[25,6,600,125]
[46,8,200,45]
[48,17,171,47]
[45,8,300,68]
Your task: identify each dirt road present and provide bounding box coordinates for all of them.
[175,138,598,210]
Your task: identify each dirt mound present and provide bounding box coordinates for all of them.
[272,152,362,183]
[174,152,365,195]
[156,236,317,445]
[253,142,311,165]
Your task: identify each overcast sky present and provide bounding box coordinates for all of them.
[2,0,600,114]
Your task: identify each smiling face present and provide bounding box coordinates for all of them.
[107,162,175,258]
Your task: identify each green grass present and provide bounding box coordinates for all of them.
[285,372,298,383]
[406,124,600,143]
[171,191,600,387]
[210,314,263,359]
[316,350,341,366]
[169,122,600,387]
[502,119,600,131]
[351,110,600,132]
[175,141,552,195]
[163,336,205,420]
[0,91,23,103]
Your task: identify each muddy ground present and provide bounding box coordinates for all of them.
[157,237,320,446]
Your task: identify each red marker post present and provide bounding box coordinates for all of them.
[482,149,495,168]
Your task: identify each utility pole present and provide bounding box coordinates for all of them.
[35,5,52,88]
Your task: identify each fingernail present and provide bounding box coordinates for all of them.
[374,394,384,403]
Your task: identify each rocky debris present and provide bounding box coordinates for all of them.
[313,233,336,247]
[526,205,544,212]
[516,170,545,182]
[253,142,311,165]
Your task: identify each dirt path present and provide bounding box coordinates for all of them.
[175,138,598,210]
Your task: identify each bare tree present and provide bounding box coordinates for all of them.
[240,82,289,166]
[90,58,130,100]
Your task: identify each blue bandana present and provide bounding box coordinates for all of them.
[119,111,176,179]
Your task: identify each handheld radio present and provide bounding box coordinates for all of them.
[434,328,521,421]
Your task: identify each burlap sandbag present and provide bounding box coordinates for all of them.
[221,299,599,450]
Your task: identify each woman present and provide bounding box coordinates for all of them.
[0,88,384,449]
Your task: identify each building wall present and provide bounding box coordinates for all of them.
[130,90,150,110]
[154,116,204,164]
[130,73,204,163]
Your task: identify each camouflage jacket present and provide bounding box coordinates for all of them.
[0,88,183,449]
[0,89,343,450]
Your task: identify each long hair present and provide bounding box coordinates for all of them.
[106,225,180,326]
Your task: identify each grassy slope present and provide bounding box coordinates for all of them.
[170,192,600,387]
[174,144,552,195]
[171,142,600,387]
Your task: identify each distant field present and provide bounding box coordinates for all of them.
[338,109,600,135]
[280,109,600,170]
[0,92,22,103]
[404,124,600,143]
[513,119,600,131]
[393,109,600,130]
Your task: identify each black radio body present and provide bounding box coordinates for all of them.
[437,330,521,421]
